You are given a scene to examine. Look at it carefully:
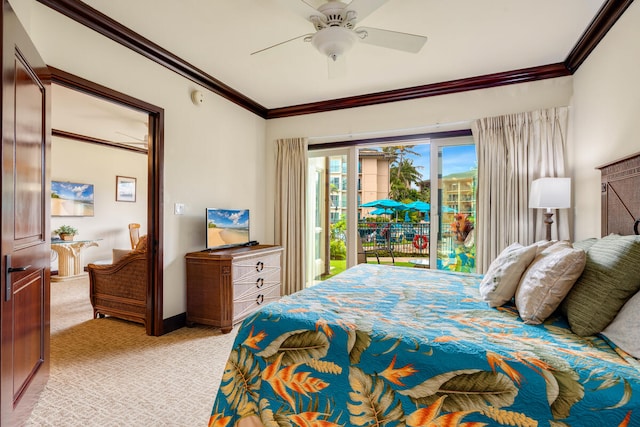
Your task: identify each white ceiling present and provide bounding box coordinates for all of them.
[52,0,610,144]
[52,84,150,146]
[75,0,606,110]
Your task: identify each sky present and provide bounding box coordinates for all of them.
[207,208,249,229]
[51,181,94,201]
[392,143,477,182]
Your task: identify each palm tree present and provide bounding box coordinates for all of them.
[382,146,421,184]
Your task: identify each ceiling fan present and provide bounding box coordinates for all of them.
[115,131,149,149]
[253,0,428,77]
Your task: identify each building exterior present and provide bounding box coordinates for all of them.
[441,169,477,218]
[328,149,393,223]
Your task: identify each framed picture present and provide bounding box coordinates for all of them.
[116,176,136,202]
[51,181,95,216]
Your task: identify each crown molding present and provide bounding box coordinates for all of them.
[37,0,632,119]
[267,63,570,119]
[565,0,635,72]
[36,0,268,118]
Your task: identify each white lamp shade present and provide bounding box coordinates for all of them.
[529,177,571,209]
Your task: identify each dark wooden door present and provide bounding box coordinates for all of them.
[1,1,51,425]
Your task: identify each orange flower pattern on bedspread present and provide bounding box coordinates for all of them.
[210,264,640,427]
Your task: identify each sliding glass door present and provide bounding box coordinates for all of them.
[307,134,477,285]
[307,149,356,286]
[431,139,477,272]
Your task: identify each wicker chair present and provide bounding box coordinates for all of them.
[87,235,148,325]
[128,223,141,249]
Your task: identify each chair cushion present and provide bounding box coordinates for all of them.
[134,235,148,252]
[112,249,132,263]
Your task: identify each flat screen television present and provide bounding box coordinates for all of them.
[205,208,250,250]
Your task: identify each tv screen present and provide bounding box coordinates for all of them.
[206,208,250,250]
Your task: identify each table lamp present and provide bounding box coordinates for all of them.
[529,177,571,241]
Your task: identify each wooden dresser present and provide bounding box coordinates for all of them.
[185,245,282,333]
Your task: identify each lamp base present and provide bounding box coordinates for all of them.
[543,212,554,241]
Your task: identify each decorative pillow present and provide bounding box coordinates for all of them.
[533,239,557,254]
[561,234,640,337]
[572,237,598,253]
[601,290,640,358]
[479,243,538,307]
[515,241,586,324]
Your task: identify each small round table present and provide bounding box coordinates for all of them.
[51,239,100,281]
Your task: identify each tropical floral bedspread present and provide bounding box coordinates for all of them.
[210,264,640,427]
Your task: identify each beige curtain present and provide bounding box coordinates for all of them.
[473,107,570,273]
[274,138,307,295]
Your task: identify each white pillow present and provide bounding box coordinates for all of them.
[601,290,640,358]
[479,243,538,307]
[515,241,586,325]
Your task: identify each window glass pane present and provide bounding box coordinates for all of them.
[437,144,477,273]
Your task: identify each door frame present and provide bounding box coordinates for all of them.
[49,67,164,336]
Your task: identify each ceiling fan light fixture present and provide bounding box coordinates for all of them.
[311,26,357,61]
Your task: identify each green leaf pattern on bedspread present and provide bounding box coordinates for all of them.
[210,264,639,427]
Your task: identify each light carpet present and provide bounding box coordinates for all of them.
[25,276,236,426]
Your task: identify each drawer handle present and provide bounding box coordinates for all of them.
[256,261,264,272]
[256,294,264,305]
[256,278,264,288]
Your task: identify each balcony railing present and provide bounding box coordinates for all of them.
[357,222,431,256]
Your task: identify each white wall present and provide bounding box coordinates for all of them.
[569,1,640,241]
[51,137,148,265]
[12,0,268,319]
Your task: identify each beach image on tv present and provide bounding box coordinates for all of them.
[207,209,249,247]
[51,181,95,216]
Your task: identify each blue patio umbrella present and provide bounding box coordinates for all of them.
[405,200,430,212]
[360,199,405,209]
[360,199,405,221]
[370,208,394,215]
[405,200,431,222]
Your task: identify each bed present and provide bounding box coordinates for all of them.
[210,153,640,427]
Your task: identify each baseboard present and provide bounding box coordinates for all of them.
[162,312,186,334]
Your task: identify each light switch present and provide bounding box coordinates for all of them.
[174,203,185,215]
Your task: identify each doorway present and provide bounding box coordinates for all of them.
[50,68,164,336]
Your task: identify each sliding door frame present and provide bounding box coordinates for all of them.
[309,129,473,270]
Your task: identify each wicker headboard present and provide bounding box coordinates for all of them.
[596,152,640,237]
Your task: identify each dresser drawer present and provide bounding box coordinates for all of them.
[233,283,280,323]
[233,267,280,301]
[232,252,281,284]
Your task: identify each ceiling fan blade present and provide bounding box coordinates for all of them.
[274,0,325,23]
[328,55,347,79]
[251,33,312,56]
[116,131,147,142]
[357,27,427,53]
[345,0,388,23]
[301,0,327,8]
